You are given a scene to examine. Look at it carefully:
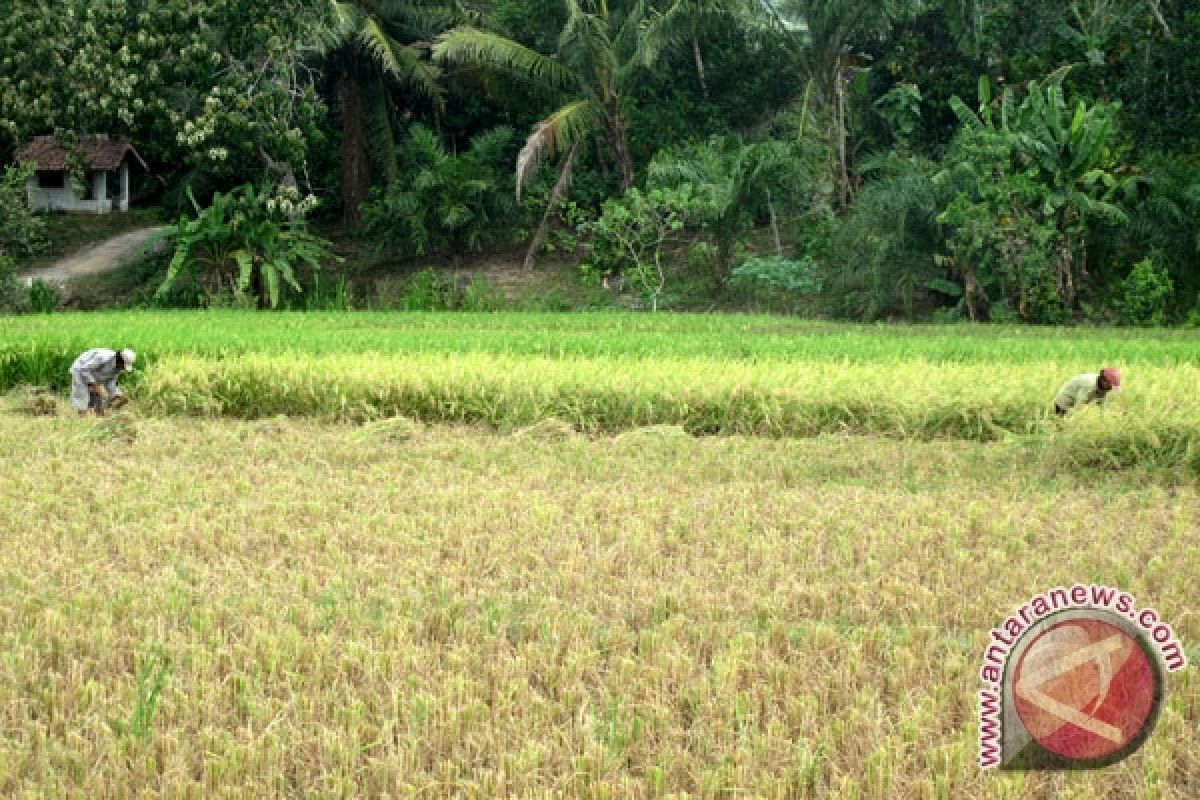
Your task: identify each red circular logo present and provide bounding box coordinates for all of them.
[1013,618,1159,762]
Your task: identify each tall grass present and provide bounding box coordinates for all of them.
[5,312,1198,472]
[139,353,1049,434]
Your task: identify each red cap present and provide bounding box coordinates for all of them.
[1100,367,1121,389]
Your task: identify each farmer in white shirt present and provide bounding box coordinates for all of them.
[69,348,136,416]
[1053,367,1120,416]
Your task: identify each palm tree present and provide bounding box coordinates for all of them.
[361,124,519,264]
[649,136,803,274]
[320,1,453,228]
[759,0,899,209]
[644,0,753,98]
[434,0,685,269]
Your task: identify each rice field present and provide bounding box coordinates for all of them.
[4,311,1200,366]
[4,312,1199,473]
[0,312,1197,798]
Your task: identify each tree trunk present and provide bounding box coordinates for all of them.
[338,69,371,230]
[605,107,635,191]
[767,190,783,258]
[692,36,710,99]
[834,71,851,211]
[962,264,989,322]
[523,142,580,272]
[1147,1,1173,39]
[1057,211,1080,309]
[253,263,268,310]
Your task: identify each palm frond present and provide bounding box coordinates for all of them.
[358,17,444,104]
[517,100,596,202]
[434,27,577,92]
[641,0,732,67]
[560,1,619,84]
[376,1,460,37]
[320,2,367,52]
[469,126,516,168]
[612,0,651,62]
[640,4,689,67]
[364,77,400,183]
[406,124,446,169]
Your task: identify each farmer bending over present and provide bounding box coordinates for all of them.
[1054,367,1120,416]
[69,348,136,416]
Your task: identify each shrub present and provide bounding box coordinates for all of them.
[0,162,46,260]
[1117,257,1174,326]
[395,269,504,311]
[583,186,703,312]
[729,256,822,312]
[461,275,504,312]
[399,268,452,311]
[0,254,18,311]
[27,280,59,313]
[153,184,338,309]
[360,126,519,261]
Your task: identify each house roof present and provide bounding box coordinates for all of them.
[14,135,148,172]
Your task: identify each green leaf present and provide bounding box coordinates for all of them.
[265,264,281,309]
[234,250,254,293]
[926,279,964,297]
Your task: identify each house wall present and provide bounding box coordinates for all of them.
[25,171,115,214]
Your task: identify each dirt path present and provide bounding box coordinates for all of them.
[19,227,168,286]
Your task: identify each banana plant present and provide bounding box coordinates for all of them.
[154,185,339,308]
[943,68,1139,310]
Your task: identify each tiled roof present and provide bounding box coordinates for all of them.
[14,135,148,172]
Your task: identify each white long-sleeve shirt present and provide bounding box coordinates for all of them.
[69,349,125,396]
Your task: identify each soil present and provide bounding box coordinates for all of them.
[18,227,168,287]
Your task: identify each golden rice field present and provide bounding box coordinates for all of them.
[1,314,1198,797]
[0,410,1196,799]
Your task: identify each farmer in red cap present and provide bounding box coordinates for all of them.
[1054,367,1121,416]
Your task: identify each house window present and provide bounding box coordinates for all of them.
[36,170,65,189]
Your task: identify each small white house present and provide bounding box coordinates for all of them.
[14,134,148,214]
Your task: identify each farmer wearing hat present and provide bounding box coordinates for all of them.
[69,348,136,416]
[1053,367,1121,416]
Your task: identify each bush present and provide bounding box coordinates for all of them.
[27,280,58,313]
[360,126,520,261]
[0,254,18,311]
[1117,258,1174,326]
[0,162,47,260]
[396,268,505,311]
[583,186,703,312]
[154,184,338,309]
[729,256,822,312]
[461,275,504,312]
[399,268,453,311]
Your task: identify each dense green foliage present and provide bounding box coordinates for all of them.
[3,0,1198,320]
[361,125,521,260]
[153,185,337,308]
[0,164,45,307]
